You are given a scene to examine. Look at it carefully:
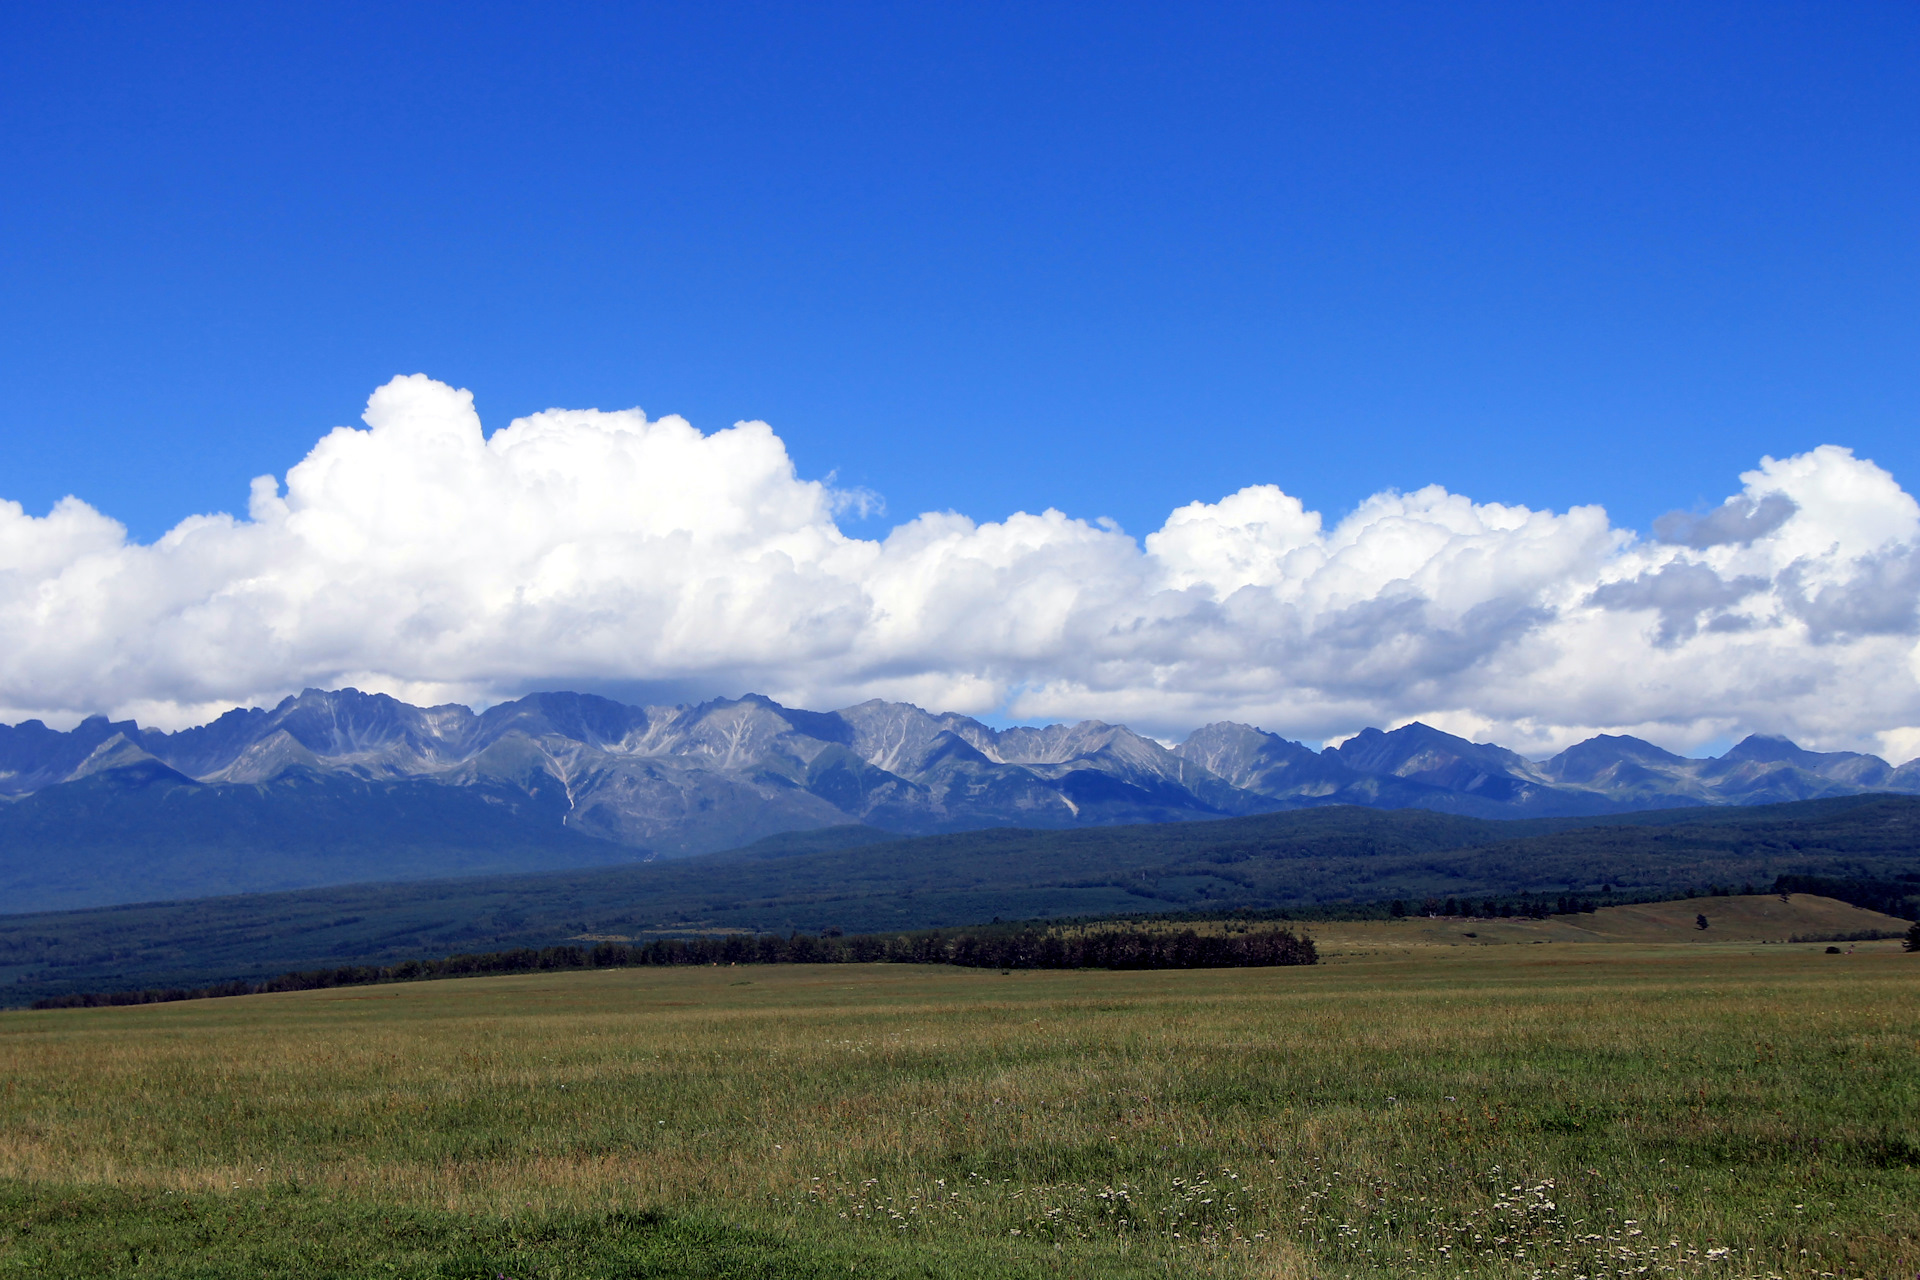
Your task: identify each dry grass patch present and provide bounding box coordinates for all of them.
[1,946,1916,1277]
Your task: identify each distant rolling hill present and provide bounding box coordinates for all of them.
[3,795,1915,1006]
[1298,893,1917,954]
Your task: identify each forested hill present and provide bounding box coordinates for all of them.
[3,794,1916,1006]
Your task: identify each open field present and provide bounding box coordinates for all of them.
[3,942,1917,1278]
[1300,894,1914,957]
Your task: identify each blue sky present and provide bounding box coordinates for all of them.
[2,2,1919,757]
[3,1,1915,543]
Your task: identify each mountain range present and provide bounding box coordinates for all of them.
[3,687,1918,912]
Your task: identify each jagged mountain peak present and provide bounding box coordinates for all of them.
[1181,720,1281,746]
[138,686,481,780]
[201,728,326,784]
[1720,736,1804,767]
[57,733,200,793]
[1541,734,1690,784]
[1324,723,1559,810]
[1333,722,1536,776]
[1178,721,1311,758]
[64,732,162,781]
[1720,733,1843,767]
[269,687,477,751]
[995,719,1132,764]
[3,691,1917,872]
[0,714,146,794]
[834,700,998,771]
[1705,733,1892,792]
[633,694,846,768]
[471,691,652,752]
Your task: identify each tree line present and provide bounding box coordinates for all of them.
[1383,873,1920,924]
[1768,873,1920,921]
[29,923,1317,1010]
[1390,894,1602,919]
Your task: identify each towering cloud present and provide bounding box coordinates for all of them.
[2,375,1917,758]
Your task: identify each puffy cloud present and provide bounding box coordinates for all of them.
[2,375,1918,760]
[1588,563,1770,645]
[1779,544,1920,642]
[1653,493,1798,548]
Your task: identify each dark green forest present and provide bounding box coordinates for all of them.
[4,794,1917,1006]
[30,924,1321,1008]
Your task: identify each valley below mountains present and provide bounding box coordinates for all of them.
[4,687,1919,913]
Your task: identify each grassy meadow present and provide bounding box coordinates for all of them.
[1298,893,1913,954]
[1,932,1916,1278]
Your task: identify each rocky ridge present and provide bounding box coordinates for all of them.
[3,688,1917,860]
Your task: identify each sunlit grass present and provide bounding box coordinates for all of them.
[2,944,1916,1277]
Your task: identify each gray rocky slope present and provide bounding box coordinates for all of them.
[2,688,1917,860]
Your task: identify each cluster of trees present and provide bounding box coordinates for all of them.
[1787,928,1909,944]
[33,978,267,1008]
[1378,874,1920,924]
[1770,873,1920,921]
[30,924,1315,1010]
[939,926,1315,970]
[1388,894,1601,919]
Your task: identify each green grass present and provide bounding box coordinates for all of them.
[3,944,1917,1277]
[0,1187,1107,1279]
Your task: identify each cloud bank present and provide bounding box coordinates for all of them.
[3,375,1918,759]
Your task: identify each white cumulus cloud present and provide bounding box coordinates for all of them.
[2,374,1918,760]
